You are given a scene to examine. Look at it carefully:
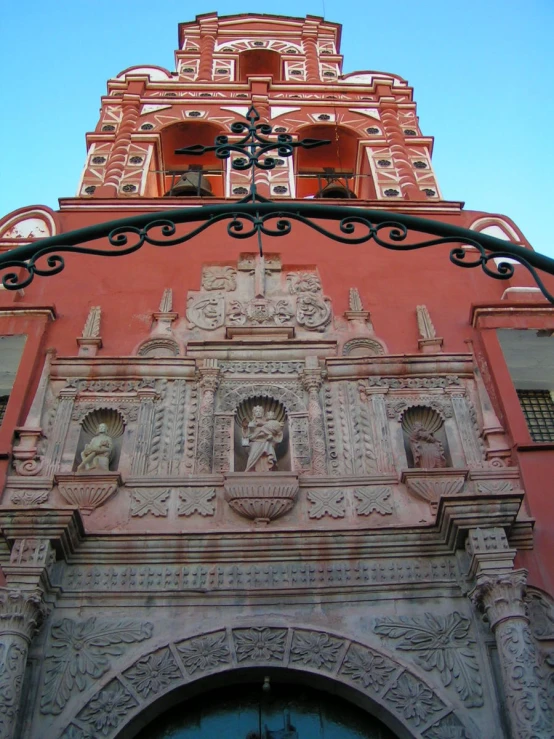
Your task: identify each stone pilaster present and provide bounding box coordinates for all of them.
[196,362,220,473]
[96,95,142,197]
[45,385,77,476]
[198,25,217,81]
[303,35,320,82]
[0,588,46,739]
[467,528,553,739]
[301,365,326,476]
[131,387,157,475]
[380,100,422,200]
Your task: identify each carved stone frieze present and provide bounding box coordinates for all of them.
[339,643,396,693]
[178,488,216,517]
[375,611,483,708]
[307,489,345,519]
[61,557,459,593]
[233,627,287,663]
[123,648,181,699]
[354,486,393,516]
[76,679,137,737]
[130,489,170,517]
[289,630,344,671]
[361,376,461,390]
[176,631,231,675]
[40,617,153,715]
[10,490,49,506]
[219,360,304,374]
[386,671,445,728]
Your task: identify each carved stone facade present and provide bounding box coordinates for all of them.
[1,11,552,739]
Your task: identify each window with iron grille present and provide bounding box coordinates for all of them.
[0,395,8,426]
[517,390,554,442]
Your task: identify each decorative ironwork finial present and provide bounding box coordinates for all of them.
[175,104,330,203]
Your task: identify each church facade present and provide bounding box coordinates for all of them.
[0,12,554,739]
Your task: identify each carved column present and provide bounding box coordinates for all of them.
[196,363,220,473]
[96,94,141,197]
[380,100,422,200]
[0,589,45,739]
[301,368,326,475]
[471,570,553,738]
[131,387,157,475]
[45,385,77,476]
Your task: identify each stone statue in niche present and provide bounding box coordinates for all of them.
[243,406,284,472]
[409,422,447,469]
[76,423,113,472]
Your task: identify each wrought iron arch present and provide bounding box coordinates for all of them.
[2,106,554,303]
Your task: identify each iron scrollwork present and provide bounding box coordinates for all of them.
[1,106,554,302]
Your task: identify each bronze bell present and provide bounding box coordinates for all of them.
[166,170,213,197]
[314,180,356,199]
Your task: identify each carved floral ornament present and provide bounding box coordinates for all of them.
[52,623,475,739]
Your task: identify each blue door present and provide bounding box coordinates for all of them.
[134,682,399,738]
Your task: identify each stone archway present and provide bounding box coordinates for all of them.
[55,625,475,739]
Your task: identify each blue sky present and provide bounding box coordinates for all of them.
[1,1,553,255]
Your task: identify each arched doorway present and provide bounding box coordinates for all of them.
[134,680,399,738]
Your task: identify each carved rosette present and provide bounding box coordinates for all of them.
[223,473,299,523]
[470,570,554,737]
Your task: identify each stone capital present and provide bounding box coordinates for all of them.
[0,588,46,642]
[198,369,220,395]
[470,569,528,630]
[300,369,324,393]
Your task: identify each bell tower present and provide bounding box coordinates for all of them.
[79,12,441,203]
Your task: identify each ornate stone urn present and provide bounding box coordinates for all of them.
[223,473,299,524]
[401,468,468,509]
[55,472,122,514]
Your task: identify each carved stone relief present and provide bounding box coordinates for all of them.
[186,294,225,329]
[40,617,153,715]
[374,611,484,708]
[185,255,333,334]
[201,266,237,291]
[60,626,474,739]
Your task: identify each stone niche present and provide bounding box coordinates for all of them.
[401,405,451,469]
[233,396,290,472]
[72,408,125,473]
